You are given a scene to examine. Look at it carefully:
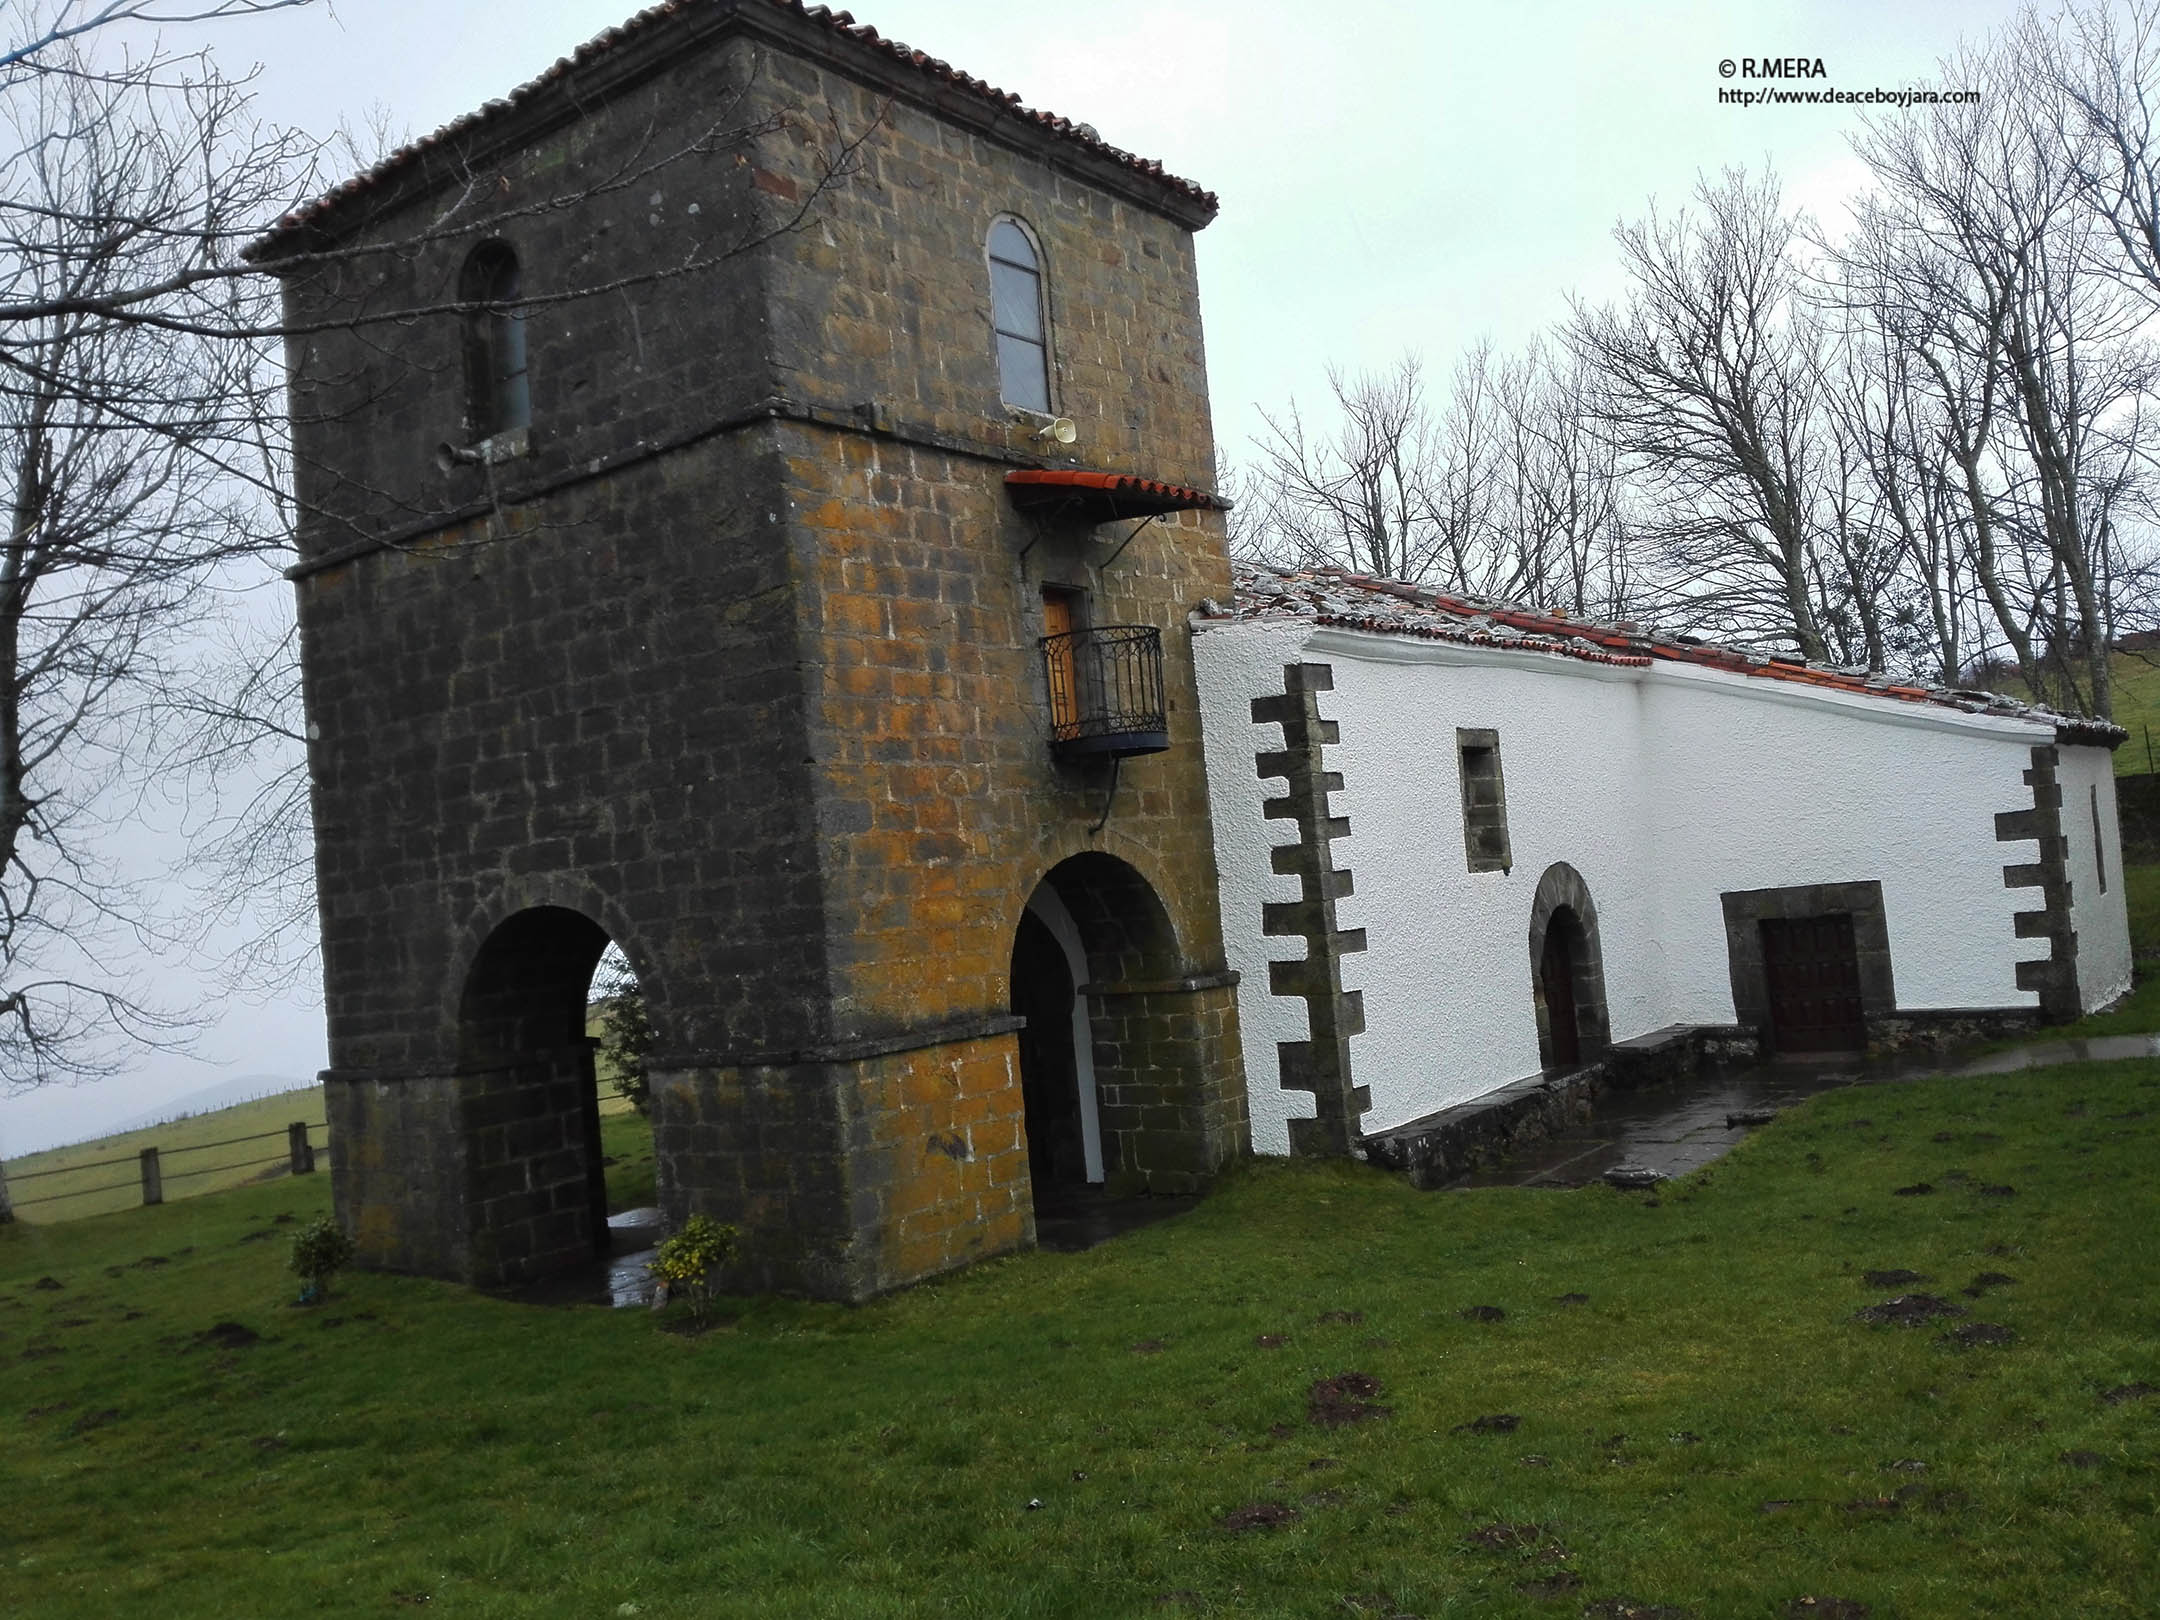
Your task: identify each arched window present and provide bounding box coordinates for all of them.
[460,241,530,441]
[988,218,1050,413]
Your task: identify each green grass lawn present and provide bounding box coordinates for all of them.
[599,1104,656,1212]
[2102,651,2160,776]
[1990,647,2160,774]
[6,1058,2160,1618]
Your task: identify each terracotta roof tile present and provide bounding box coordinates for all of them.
[1203,561,2126,746]
[248,0,1215,258]
[1004,468,1229,518]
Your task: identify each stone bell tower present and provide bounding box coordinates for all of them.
[256,0,1249,1299]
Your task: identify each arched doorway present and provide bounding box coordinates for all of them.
[456,905,631,1286]
[1008,888,1104,1202]
[1009,851,1227,1220]
[1528,863,1611,1072]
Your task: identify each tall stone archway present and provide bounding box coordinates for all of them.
[1528,863,1611,1070]
[451,905,620,1286]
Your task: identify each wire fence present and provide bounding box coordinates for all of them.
[6,1120,327,1219]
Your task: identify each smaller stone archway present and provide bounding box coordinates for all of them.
[1009,851,1244,1199]
[1008,883,1106,1201]
[1528,862,1611,1071]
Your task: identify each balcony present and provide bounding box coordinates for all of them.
[1040,624,1170,760]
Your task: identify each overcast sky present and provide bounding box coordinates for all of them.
[0,0,2034,1157]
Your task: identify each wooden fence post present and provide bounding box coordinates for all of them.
[139,1147,162,1207]
[288,1122,315,1175]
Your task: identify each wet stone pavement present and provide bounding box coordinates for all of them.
[1455,1034,2160,1190]
[507,1206,664,1309]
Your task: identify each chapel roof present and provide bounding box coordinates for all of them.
[248,0,1216,259]
[1206,560,2127,749]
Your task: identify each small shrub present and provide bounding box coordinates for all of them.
[649,1213,737,1326]
[596,984,656,1115]
[288,1215,355,1305]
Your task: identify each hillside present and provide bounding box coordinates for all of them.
[5,1089,331,1224]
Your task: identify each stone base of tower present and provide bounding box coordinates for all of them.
[650,998,1246,1301]
[325,995,1247,1305]
[325,1047,610,1291]
[651,1022,1036,1302]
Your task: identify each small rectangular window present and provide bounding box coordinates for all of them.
[1457,727,1511,874]
[2093,782,2108,894]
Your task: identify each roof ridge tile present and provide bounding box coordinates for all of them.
[250,0,1215,257]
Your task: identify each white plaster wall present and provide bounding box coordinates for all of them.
[1191,618,1328,1156]
[1194,617,2062,1153]
[2057,745,2134,1010]
[1635,666,2042,1022]
[1311,633,1660,1139]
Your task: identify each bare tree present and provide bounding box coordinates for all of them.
[2051,0,2160,293]
[1240,356,1441,582]
[1853,33,2158,716]
[1814,281,1979,685]
[1235,345,1633,615]
[160,617,310,992]
[1,1,311,77]
[1568,169,1841,660]
[1486,340,1635,620]
[0,47,303,1086]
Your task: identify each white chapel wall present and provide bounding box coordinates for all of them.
[1635,666,2042,1021]
[1196,617,2067,1153]
[1306,631,1660,1138]
[2056,744,2133,1010]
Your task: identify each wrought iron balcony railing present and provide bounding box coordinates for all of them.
[1039,624,1170,760]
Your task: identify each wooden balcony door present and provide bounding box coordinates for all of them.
[1042,587,1084,736]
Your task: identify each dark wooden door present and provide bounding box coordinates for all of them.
[1540,919,1580,1067]
[1759,913,1866,1054]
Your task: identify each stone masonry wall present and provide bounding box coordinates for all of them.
[325,1072,468,1277]
[279,1,1248,1297]
[750,33,1246,1216]
[297,433,825,1074]
[652,1026,1033,1301]
[276,29,774,562]
[1998,744,2081,1022]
